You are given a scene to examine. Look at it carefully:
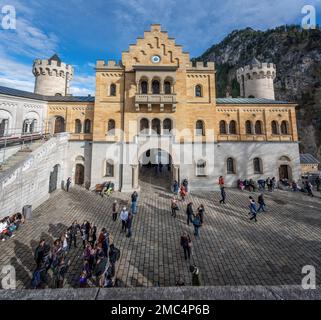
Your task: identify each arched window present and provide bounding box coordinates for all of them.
[0,119,9,137]
[255,120,263,135]
[75,119,82,133]
[196,160,207,176]
[110,84,116,96]
[151,118,161,135]
[229,120,237,134]
[152,80,160,94]
[140,118,149,134]
[84,119,91,134]
[196,120,205,136]
[195,85,202,97]
[245,120,253,134]
[253,157,263,174]
[163,118,172,134]
[54,116,65,134]
[31,119,37,133]
[107,119,116,135]
[22,120,29,134]
[227,158,235,174]
[281,121,289,135]
[164,81,171,94]
[105,160,114,177]
[219,120,227,134]
[271,121,279,135]
[141,81,148,94]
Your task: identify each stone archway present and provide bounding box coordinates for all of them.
[54,116,65,134]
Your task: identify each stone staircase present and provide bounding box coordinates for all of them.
[0,140,46,176]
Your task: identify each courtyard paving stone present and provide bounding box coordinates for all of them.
[1,172,321,289]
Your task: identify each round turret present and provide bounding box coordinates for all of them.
[237,58,276,100]
[32,54,74,96]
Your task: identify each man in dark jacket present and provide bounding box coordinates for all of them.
[257,194,266,212]
[34,239,46,269]
[186,202,193,225]
[126,212,133,238]
[68,220,80,249]
[190,265,201,286]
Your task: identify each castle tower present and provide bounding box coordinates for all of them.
[32,54,74,96]
[236,58,276,100]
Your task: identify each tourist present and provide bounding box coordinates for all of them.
[271,177,276,191]
[54,258,70,288]
[292,181,298,192]
[219,187,226,204]
[66,177,72,192]
[126,212,133,238]
[180,231,192,260]
[109,243,121,265]
[258,179,266,191]
[131,191,138,214]
[81,220,90,248]
[316,176,321,192]
[197,204,205,225]
[193,213,201,237]
[120,207,129,233]
[190,265,201,286]
[219,176,224,189]
[90,225,97,246]
[257,194,266,213]
[306,181,314,197]
[112,200,118,222]
[102,228,109,257]
[182,178,189,193]
[266,177,272,191]
[67,220,80,249]
[79,271,88,288]
[173,180,179,194]
[61,233,69,253]
[249,196,258,222]
[34,239,46,269]
[186,202,194,225]
[180,185,187,201]
[171,197,179,218]
[238,180,245,191]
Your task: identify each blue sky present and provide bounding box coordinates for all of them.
[0,0,320,95]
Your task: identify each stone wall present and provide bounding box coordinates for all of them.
[0,134,69,219]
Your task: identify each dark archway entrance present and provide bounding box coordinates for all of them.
[279,165,292,180]
[54,116,65,134]
[49,164,59,193]
[75,164,85,185]
[138,148,173,189]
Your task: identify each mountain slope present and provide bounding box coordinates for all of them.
[198,25,321,159]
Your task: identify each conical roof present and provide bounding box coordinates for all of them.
[249,57,261,65]
[49,54,62,64]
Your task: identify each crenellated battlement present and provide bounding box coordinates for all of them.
[188,61,215,71]
[33,54,74,96]
[237,62,276,81]
[96,60,124,69]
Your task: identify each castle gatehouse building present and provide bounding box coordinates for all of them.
[0,24,301,193]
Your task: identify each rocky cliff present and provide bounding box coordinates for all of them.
[198,25,321,159]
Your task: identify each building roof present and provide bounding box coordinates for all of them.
[300,154,320,164]
[216,97,293,105]
[249,57,261,65]
[48,54,62,64]
[0,86,94,103]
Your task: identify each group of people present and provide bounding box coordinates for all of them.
[0,212,24,242]
[173,178,189,201]
[80,226,121,288]
[31,219,121,289]
[237,177,276,192]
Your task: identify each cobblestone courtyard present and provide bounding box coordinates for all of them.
[1,172,321,289]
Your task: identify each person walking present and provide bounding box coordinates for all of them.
[131,191,138,214]
[306,181,314,197]
[173,180,179,194]
[257,194,266,213]
[219,187,226,204]
[120,207,129,233]
[112,200,118,222]
[171,197,179,218]
[219,176,224,189]
[249,196,258,222]
[182,178,189,193]
[180,185,187,201]
[186,202,194,225]
[66,177,72,192]
[90,225,97,247]
[180,232,192,260]
[197,204,205,225]
[193,213,201,237]
[126,212,133,238]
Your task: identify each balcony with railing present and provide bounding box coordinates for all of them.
[135,93,177,112]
